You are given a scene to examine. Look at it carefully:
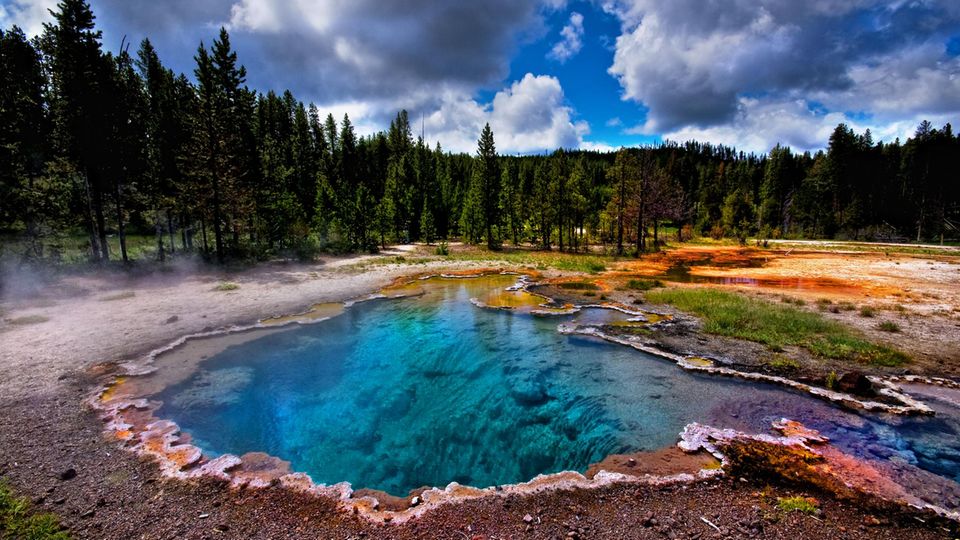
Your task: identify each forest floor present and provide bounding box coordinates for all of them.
[0,242,959,538]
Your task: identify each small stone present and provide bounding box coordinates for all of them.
[410,496,420,507]
[165,315,179,324]
[59,468,76,481]
[199,513,210,519]
[523,513,534,524]
[80,509,95,518]
[214,524,229,532]
[627,458,637,467]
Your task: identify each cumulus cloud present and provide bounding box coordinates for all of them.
[548,11,584,63]
[0,0,57,36]
[659,96,956,154]
[424,73,589,154]
[605,0,960,135]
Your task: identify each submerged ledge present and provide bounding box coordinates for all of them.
[87,269,948,523]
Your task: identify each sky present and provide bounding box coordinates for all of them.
[2,0,959,154]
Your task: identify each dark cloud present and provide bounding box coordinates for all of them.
[607,0,960,132]
[90,0,551,107]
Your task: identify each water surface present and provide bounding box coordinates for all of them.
[151,276,960,497]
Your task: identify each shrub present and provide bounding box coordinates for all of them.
[214,282,240,291]
[859,306,876,317]
[768,354,800,372]
[0,481,70,540]
[777,496,819,515]
[626,279,664,291]
[435,241,450,256]
[878,321,901,333]
[826,371,839,390]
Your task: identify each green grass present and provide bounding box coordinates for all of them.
[439,249,611,274]
[644,288,908,367]
[625,279,664,291]
[214,281,240,291]
[859,306,876,317]
[767,354,801,372]
[877,321,901,333]
[5,315,49,325]
[0,482,70,540]
[776,496,819,515]
[2,233,165,265]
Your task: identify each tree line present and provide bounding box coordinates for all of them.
[2,0,959,266]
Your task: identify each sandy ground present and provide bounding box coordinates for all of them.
[1,243,959,538]
[0,246,486,403]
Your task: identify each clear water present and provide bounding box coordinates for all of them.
[152,276,960,498]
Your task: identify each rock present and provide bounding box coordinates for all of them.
[627,458,637,467]
[164,315,179,324]
[523,513,534,524]
[59,468,76,481]
[410,496,420,506]
[80,509,95,518]
[837,372,875,396]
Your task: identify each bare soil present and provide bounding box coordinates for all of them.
[0,244,958,538]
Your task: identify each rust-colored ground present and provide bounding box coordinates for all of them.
[603,245,960,375]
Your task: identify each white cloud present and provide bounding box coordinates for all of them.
[659,96,956,154]
[0,0,57,36]
[548,11,584,63]
[604,0,960,138]
[422,73,590,154]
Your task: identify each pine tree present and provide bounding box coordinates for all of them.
[470,123,501,250]
[41,0,113,261]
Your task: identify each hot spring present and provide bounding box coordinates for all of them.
[143,275,960,498]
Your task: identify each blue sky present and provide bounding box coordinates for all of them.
[2,0,959,154]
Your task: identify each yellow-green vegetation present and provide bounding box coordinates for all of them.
[441,250,610,273]
[826,370,839,390]
[214,281,240,291]
[767,354,801,372]
[625,278,664,291]
[780,296,805,306]
[859,306,876,317]
[5,315,49,325]
[877,321,901,333]
[645,288,908,366]
[0,482,69,540]
[776,496,819,515]
[99,291,136,302]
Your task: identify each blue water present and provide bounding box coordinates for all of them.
[153,276,960,498]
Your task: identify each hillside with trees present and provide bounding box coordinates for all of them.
[2,0,959,266]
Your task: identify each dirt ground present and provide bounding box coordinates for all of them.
[608,245,960,377]
[1,243,958,538]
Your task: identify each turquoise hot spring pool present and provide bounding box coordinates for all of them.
[148,275,960,498]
